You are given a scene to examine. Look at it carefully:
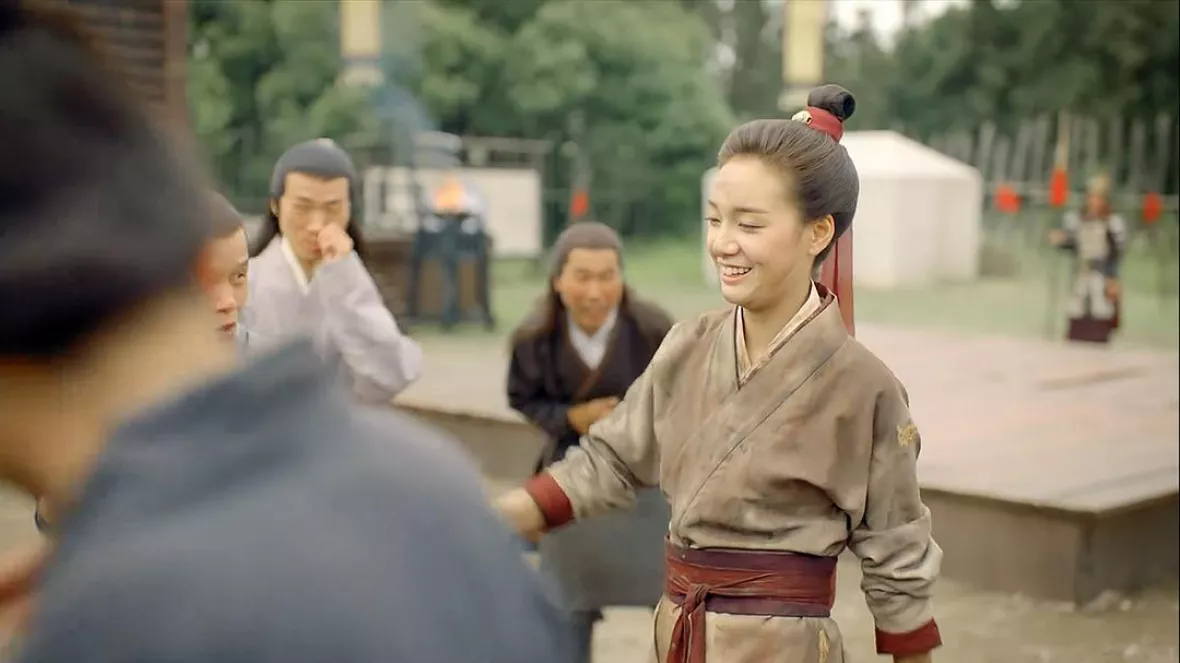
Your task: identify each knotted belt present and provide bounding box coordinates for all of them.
[664,539,837,663]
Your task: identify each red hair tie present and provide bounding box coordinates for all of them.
[791,107,843,143]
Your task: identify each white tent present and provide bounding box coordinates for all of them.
[701,131,983,289]
[842,131,983,289]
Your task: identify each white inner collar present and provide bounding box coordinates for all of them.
[279,236,312,295]
[567,307,618,369]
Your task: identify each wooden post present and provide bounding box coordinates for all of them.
[1147,115,1174,314]
[976,121,997,185]
[1084,117,1101,179]
[778,0,829,112]
[991,136,1012,185]
[1069,115,1086,177]
[1127,119,1148,193]
[1044,112,1073,340]
[1009,121,1033,242]
[1107,116,1125,185]
[1152,114,1174,194]
[1030,115,1051,186]
[1050,112,1072,207]
[1010,120,1033,185]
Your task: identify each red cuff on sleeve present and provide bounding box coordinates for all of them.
[875,619,942,656]
[522,472,575,529]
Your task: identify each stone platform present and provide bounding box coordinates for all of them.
[397,324,1180,604]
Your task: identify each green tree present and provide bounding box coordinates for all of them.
[188,0,380,212]
[681,0,783,121]
[501,1,733,236]
[400,0,732,238]
[397,2,522,137]
[885,0,1180,139]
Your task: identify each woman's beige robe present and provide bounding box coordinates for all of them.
[530,292,942,662]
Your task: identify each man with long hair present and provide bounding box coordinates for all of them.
[507,221,674,662]
[245,139,422,403]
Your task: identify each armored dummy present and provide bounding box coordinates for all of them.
[1049,174,1127,344]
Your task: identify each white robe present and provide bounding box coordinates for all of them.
[244,237,423,402]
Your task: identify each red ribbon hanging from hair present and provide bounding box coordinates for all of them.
[793,107,844,143]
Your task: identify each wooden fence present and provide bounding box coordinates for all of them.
[928,113,1179,214]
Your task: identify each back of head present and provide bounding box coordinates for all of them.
[717,84,859,264]
[208,191,244,238]
[0,3,212,358]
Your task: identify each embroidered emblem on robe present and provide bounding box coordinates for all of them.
[818,628,830,663]
[897,421,920,449]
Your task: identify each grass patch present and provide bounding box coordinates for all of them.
[415,230,1179,351]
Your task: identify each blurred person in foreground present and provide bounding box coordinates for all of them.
[496,86,942,663]
[0,5,572,662]
[246,138,423,403]
[507,221,674,663]
[31,191,251,535]
[1048,173,1127,344]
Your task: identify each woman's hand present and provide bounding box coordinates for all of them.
[1047,229,1068,246]
[494,488,547,543]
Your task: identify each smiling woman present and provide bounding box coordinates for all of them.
[708,84,858,364]
[497,84,945,663]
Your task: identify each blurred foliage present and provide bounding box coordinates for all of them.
[402,0,733,238]
[188,0,381,212]
[186,0,1180,232]
[826,0,1180,139]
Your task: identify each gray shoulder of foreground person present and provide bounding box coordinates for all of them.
[16,409,573,663]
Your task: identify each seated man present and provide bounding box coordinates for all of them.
[0,6,571,662]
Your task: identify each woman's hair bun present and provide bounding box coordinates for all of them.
[807,84,856,123]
